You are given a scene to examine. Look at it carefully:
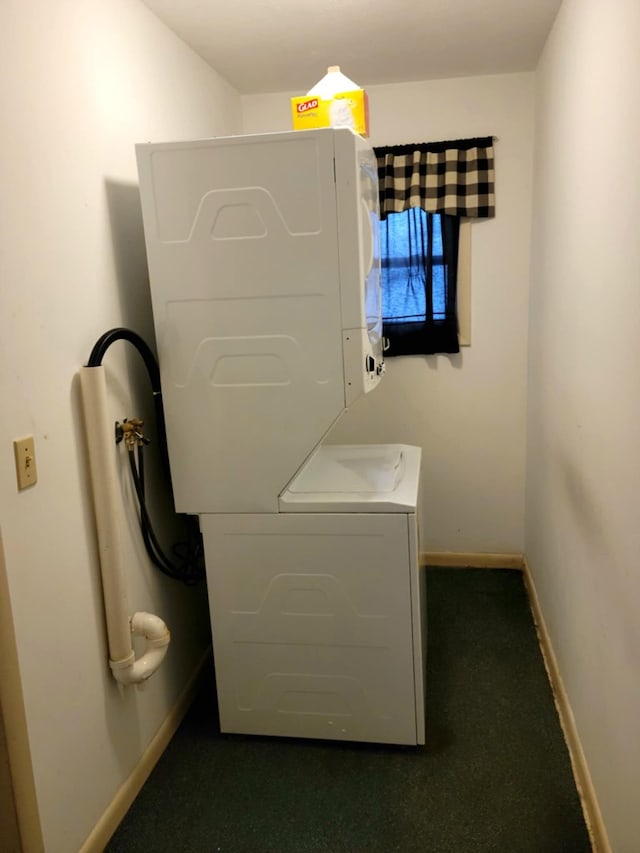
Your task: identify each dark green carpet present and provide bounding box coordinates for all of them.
[106,569,591,852]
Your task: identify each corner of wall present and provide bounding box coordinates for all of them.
[522,557,611,853]
[0,526,44,853]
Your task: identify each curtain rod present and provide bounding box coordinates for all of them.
[374,135,497,151]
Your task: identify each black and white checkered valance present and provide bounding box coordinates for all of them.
[374,137,495,219]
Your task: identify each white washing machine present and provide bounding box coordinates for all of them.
[200,444,426,746]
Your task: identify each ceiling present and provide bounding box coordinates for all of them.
[141,0,562,95]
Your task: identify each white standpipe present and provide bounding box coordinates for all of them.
[80,366,170,685]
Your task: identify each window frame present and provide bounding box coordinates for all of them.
[457,219,471,347]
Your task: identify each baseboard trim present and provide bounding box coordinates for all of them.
[420,551,524,569]
[522,559,610,853]
[79,646,212,853]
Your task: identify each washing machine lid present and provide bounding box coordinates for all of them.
[279,444,421,513]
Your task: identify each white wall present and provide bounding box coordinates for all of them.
[526,0,640,850]
[243,73,534,554]
[0,2,241,851]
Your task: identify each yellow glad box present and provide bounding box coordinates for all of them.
[290,89,369,137]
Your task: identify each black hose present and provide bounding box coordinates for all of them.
[86,328,204,585]
[87,327,160,384]
[127,446,202,585]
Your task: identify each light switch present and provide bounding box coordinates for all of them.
[13,436,37,490]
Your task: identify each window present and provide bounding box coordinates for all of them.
[380,209,469,356]
[374,135,493,356]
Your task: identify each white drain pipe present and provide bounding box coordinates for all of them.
[80,366,170,685]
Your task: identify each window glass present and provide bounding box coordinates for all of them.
[380,209,447,323]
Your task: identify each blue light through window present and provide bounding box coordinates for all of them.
[380,209,446,323]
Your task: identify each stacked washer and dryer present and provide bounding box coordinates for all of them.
[136,127,426,745]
